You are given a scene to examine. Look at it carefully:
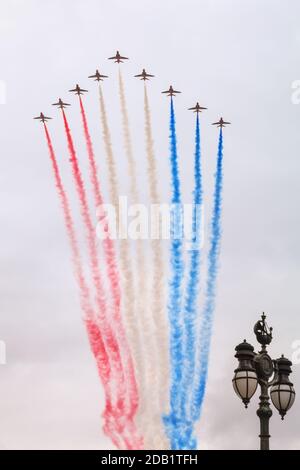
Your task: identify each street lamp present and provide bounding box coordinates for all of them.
[232,313,296,450]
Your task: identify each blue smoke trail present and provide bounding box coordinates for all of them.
[163,97,185,449]
[190,128,224,431]
[177,113,203,449]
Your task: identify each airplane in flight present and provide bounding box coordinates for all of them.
[52,98,70,109]
[88,69,108,81]
[212,117,231,128]
[108,51,129,63]
[33,112,52,123]
[162,86,181,97]
[188,102,207,113]
[134,69,155,81]
[69,84,88,95]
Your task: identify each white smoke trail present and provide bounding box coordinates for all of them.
[98,84,147,436]
[143,84,170,449]
[118,70,159,448]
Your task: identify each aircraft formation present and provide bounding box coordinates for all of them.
[34,50,231,128]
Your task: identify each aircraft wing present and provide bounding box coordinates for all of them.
[88,74,97,78]
[34,116,51,120]
[134,74,143,77]
[108,56,117,60]
[119,55,128,60]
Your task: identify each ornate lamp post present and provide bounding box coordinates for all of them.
[232,313,296,450]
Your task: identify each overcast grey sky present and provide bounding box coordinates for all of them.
[0,0,300,450]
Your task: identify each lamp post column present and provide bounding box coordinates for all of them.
[256,381,272,450]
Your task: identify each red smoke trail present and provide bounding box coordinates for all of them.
[60,110,123,402]
[61,111,142,449]
[43,124,124,447]
[85,319,123,449]
[85,318,128,449]
[78,96,121,312]
[78,97,142,448]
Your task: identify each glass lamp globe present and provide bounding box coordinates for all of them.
[232,340,258,407]
[233,369,258,408]
[270,383,295,419]
[270,355,296,419]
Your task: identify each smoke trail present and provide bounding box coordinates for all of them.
[98,86,119,210]
[78,96,140,432]
[144,85,170,449]
[85,318,124,450]
[43,124,123,448]
[163,97,185,449]
[61,111,142,449]
[98,85,145,427]
[118,69,138,201]
[118,71,153,439]
[191,128,224,440]
[177,114,203,449]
